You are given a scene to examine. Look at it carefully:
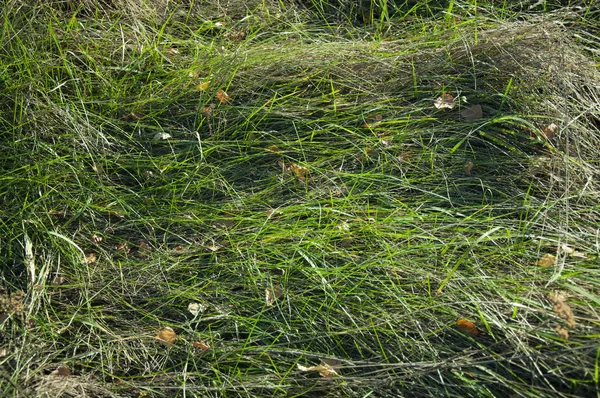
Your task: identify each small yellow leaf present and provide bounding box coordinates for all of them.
[155,327,177,347]
[537,253,556,267]
[83,252,97,264]
[195,81,210,91]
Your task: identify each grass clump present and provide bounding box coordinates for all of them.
[1,0,599,397]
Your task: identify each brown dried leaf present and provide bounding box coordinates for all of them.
[457,319,480,337]
[50,366,70,377]
[548,293,576,329]
[216,89,230,104]
[52,276,67,286]
[202,104,215,118]
[121,112,142,121]
[289,163,309,181]
[155,327,177,347]
[544,123,559,139]
[265,284,283,306]
[116,243,130,254]
[434,93,455,109]
[555,325,569,339]
[139,241,153,252]
[193,340,211,352]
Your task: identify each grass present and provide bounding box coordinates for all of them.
[1,0,600,396]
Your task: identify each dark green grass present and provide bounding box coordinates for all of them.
[1,1,600,397]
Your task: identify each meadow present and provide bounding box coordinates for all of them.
[1,0,599,396]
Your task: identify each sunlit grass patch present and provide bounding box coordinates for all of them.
[1,1,599,397]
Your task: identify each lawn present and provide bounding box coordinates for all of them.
[1,0,599,396]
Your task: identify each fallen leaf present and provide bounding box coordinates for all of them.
[92,234,103,244]
[282,163,309,181]
[434,93,456,109]
[266,208,282,217]
[225,30,247,43]
[153,132,172,141]
[464,161,474,176]
[555,325,569,339]
[165,48,179,55]
[265,284,283,306]
[216,89,230,104]
[83,252,97,265]
[139,241,152,252]
[457,319,480,337]
[195,81,210,91]
[560,245,587,258]
[267,145,280,153]
[537,253,556,267]
[193,340,210,352]
[116,243,130,254]
[122,112,142,121]
[50,366,70,377]
[188,302,207,316]
[543,123,559,139]
[155,327,177,347]
[461,104,483,120]
[548,292,576,329]
[297,362,339,378]
[205,242,221,252]
[52,276,67,285]
[214,21,226,28]
[202,104,215,118]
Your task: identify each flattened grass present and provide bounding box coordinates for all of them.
[1,1,599,396]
